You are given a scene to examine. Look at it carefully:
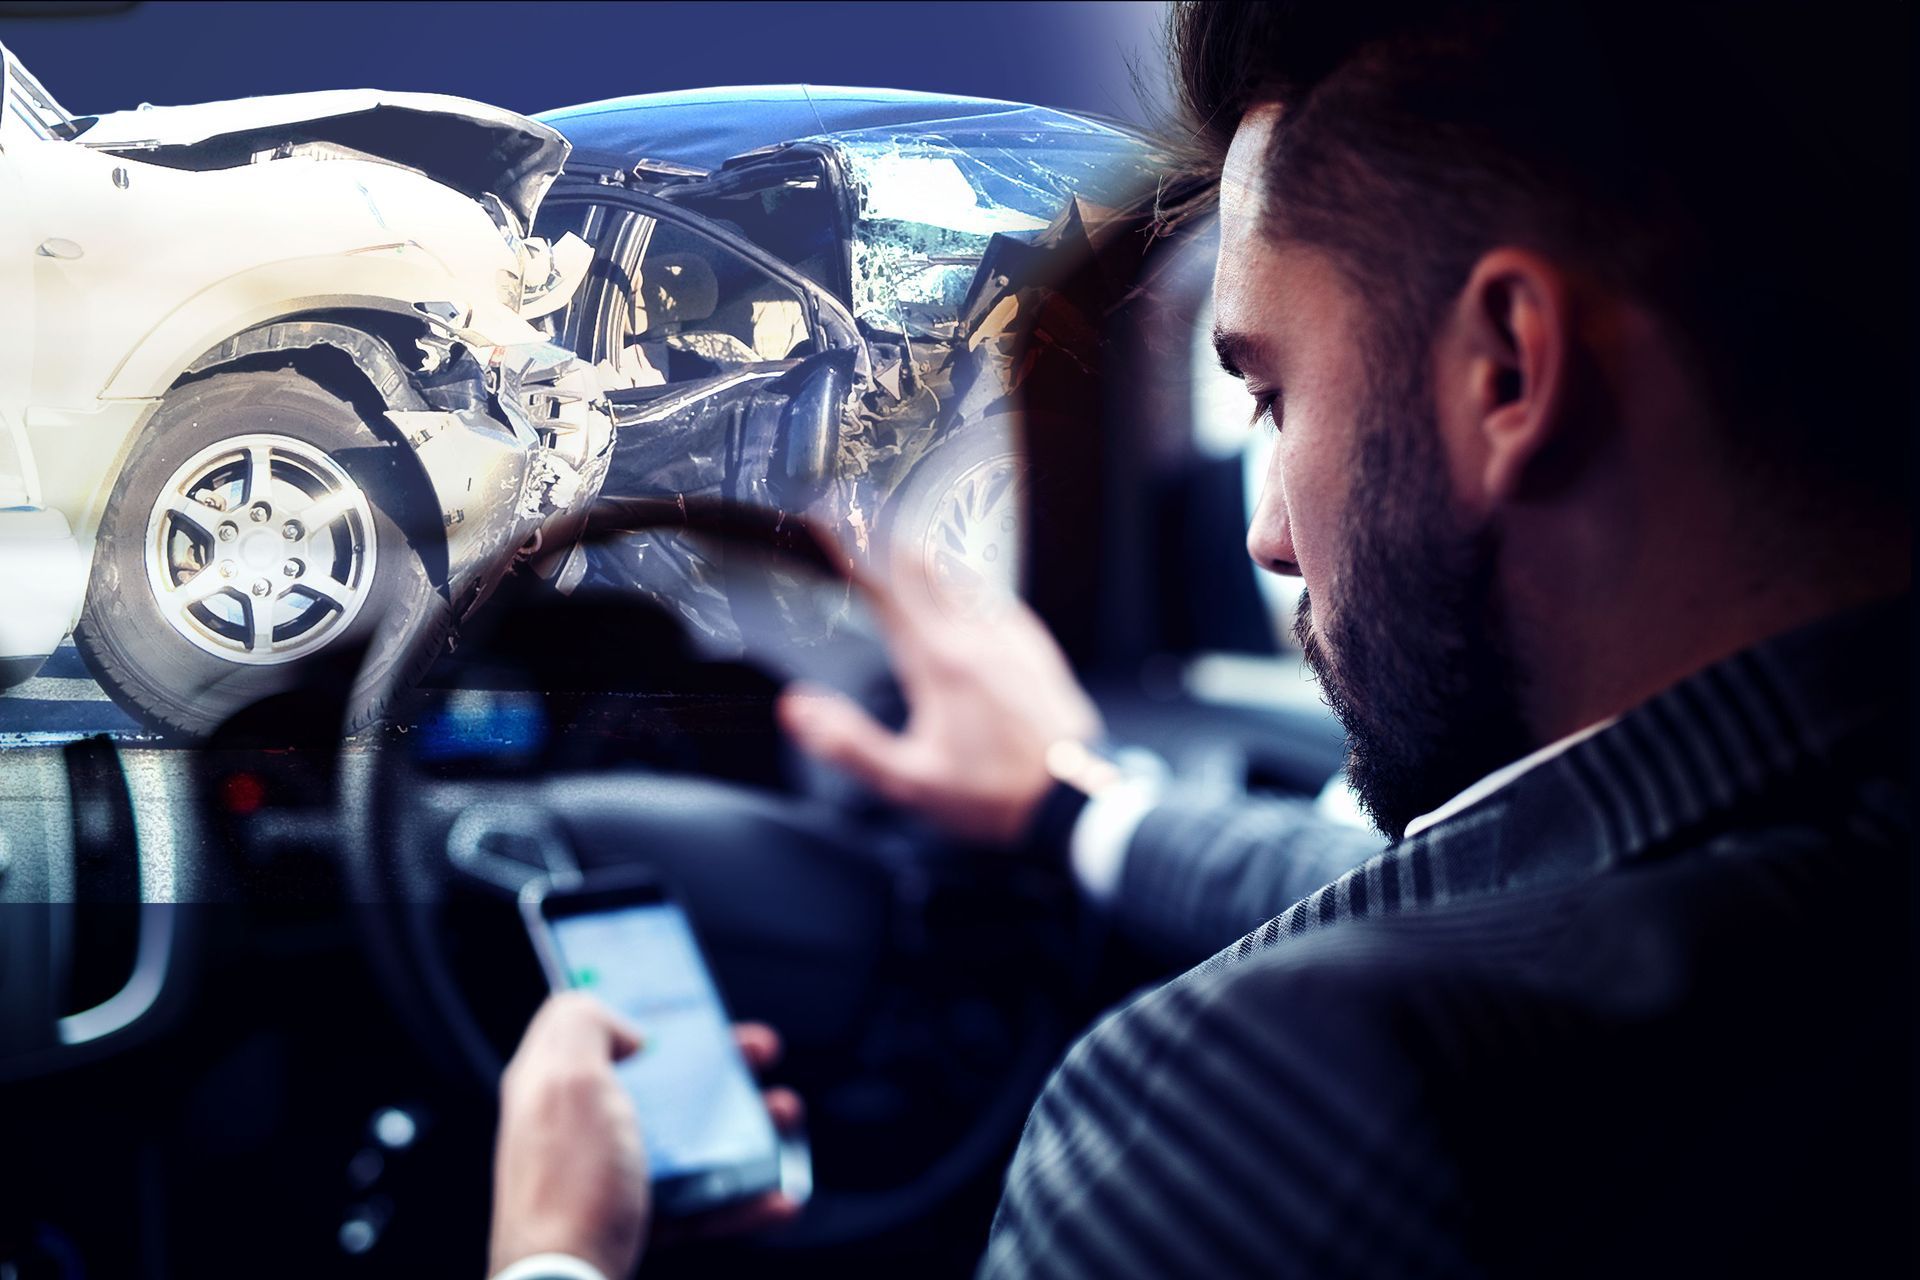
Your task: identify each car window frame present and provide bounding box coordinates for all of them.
[540,186,869,382]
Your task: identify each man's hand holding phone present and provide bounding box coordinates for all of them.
[490,994,803,1280]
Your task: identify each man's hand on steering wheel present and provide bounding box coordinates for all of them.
[490,994,803,1280]
[776,558,1103,847]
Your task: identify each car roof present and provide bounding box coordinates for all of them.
[535,83,1132,174]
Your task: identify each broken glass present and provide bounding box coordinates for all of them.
[833,113,1157,339]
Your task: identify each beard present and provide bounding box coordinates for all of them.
[1292,373,1535,841]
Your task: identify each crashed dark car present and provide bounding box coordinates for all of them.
[528,86,1158,644]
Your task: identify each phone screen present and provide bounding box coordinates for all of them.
[545,900,780,1205]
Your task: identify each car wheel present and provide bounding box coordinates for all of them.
[882,417,1026,617]
[74,369,450,738]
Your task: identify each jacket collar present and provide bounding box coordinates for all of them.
[1204,597,1908,969]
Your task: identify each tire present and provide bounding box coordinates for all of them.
[74,369,450,739]
[881,416,1026,617]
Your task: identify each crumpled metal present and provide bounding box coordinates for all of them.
[582,125,1161,653]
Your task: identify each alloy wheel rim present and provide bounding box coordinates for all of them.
[920,453,1024,618]
[141,432,379,666]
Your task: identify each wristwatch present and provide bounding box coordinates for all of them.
[1018,739,1124,862]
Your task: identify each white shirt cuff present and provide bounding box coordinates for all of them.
[491,1254,611,1280]
[1068,776,1162,904]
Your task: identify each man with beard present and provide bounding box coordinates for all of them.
[485,2,1909,1277]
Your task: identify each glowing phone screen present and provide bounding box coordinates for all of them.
[549,904,776,1179]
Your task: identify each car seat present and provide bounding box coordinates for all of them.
[636,253,761,370]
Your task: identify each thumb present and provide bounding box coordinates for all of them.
[604,1012,644,1062]
[521,992,646,1067]
[778,683,916,800]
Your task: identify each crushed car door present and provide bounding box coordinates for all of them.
[534,189,865,646]
[537,189,865,507]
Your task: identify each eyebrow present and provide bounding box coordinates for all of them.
[1211,326,1273,380]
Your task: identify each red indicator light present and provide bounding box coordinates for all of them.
[222,772,267,816]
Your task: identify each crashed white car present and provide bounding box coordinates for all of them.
[0,45,610,736]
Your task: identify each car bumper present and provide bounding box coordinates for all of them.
[0,508,89,688]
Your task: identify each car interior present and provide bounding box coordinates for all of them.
[634,232,814,372]
[669,168,847,300]
[553,209,822,392]
[0,208,1353,1279]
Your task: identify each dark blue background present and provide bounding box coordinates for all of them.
[0,1,1170,124]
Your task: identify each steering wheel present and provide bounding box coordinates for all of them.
[335,509,1098,1249]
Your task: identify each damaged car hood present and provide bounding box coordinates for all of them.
[72,90,569,227]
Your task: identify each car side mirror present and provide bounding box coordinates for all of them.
[769,350,853,510]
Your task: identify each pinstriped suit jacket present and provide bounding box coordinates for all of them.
[981,601,1911,1278]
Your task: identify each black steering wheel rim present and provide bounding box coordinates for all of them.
[332,549,1101,1250]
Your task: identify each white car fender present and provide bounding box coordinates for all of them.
[97,246,482,400]
[28,246,490,541]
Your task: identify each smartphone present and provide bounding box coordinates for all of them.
[520,869,796,1217]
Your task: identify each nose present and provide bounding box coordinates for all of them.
[1246,478,1300,577]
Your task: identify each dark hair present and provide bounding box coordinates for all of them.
[1165,1,1911,509]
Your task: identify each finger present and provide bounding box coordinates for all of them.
[572,994,646,1061]
[889,544,951,616]
[531,991,645,1062]
[842,549,945,680]
[762,1086,805,1133]
[777,685,922,802]
[604,1015,644,1061]
[733,1022,783,1072]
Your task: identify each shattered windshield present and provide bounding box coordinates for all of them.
[837,120,1157,338]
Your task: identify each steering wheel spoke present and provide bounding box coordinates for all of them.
[444,803,580,897]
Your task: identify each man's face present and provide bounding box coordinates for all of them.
[1214,106,1532,837]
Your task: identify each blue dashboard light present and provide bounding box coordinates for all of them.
[415,690,548,763]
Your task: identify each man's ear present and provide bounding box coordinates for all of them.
[1448,249,1577,506]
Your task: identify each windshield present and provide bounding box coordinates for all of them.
[836,119,1158,338]
[1,45,79,139]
